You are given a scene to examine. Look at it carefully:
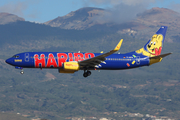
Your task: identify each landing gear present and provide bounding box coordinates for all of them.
[20,69,24,74]
[83,70,91,77]
[15,66,24,75]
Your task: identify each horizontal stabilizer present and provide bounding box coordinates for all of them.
[149,52,172,65]
[150,52,172,59]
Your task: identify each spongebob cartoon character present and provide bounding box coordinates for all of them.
[136,34,163,57]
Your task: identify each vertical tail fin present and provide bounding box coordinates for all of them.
[136,26,168,57]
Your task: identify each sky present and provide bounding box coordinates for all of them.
[0,0,180,23]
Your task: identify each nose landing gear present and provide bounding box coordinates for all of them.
[15,66,24,75]
[83,70,91,77]
[20,70,24,74]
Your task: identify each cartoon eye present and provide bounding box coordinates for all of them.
[154,42,156,45]
[151,42,153,45]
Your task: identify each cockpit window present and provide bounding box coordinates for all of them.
[12,55,19,58]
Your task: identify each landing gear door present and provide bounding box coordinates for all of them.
[25,53,29,62]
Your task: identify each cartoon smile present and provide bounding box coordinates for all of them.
[151,49,155,52]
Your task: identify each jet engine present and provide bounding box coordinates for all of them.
[58,62,79,73]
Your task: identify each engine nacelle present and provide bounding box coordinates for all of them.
[64,62,80,70]
[58,62,80,74]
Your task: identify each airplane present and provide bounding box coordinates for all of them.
[5,26,172,77]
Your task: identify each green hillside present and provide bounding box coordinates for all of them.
[0,21,179,120]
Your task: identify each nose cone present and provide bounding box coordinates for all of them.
[5,58,13,65]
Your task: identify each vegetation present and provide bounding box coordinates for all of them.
[0,113,30,120]
[0,21,179,119]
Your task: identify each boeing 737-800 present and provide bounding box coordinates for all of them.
[6,26,172,77]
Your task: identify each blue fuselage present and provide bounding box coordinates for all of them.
[6,51,150,70]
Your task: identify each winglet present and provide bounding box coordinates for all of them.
[114,39,123,51]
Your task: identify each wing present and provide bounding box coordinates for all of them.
[79,39,123,68]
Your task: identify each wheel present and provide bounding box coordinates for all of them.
[83,72,88,77]
[20,71,24,74]
[87,71,91,76]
